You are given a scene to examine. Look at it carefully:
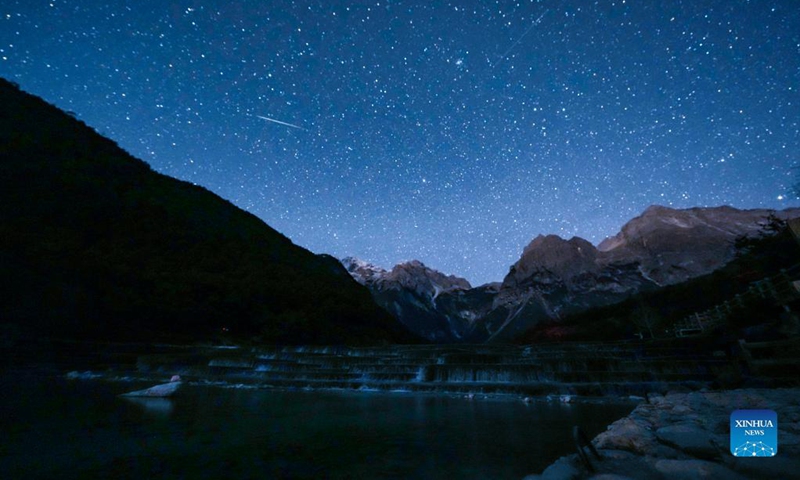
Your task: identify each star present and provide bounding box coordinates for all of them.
[1,0,797,284]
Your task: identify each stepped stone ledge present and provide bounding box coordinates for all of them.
[128,342,732,398]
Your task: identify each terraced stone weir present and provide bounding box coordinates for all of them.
[132,342,730,397]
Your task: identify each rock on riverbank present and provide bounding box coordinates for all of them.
[526,388,800,479]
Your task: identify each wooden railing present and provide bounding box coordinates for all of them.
[674,265,800,337]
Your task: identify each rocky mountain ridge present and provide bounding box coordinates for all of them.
[341,258,476,342]
[596,205,792,285]
[345,205,800,342]
[342,258,471,301]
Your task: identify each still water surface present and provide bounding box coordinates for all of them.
[1,369,631,479]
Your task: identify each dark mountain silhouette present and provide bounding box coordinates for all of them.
[0,78,417,345]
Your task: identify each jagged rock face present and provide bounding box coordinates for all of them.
[344,206,800,344]
[597,205,800,285]
[341,257,387,285]
[341,258,471,298]
[492,234,657,343]
[489,206,800,341]
[509,235,599,286]
[380,260,472,297]
[339,258,475,342]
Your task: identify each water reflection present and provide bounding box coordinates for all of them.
[120,396,174,418]
[2,372,633,479]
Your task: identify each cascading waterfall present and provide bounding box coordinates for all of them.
[129,342,730,397]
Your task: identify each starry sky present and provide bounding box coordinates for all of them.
[2,1,799,286]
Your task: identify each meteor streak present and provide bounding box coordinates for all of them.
[492,10,549,68]
[255,114,305,130]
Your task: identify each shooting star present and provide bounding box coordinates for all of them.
[491,10,549,68]
[254,114,305,130]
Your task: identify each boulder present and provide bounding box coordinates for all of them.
[654,459,748,480]
[655,424,720,459]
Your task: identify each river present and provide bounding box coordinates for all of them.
[0,368,632,479]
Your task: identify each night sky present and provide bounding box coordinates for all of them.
[2,1,798,286]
